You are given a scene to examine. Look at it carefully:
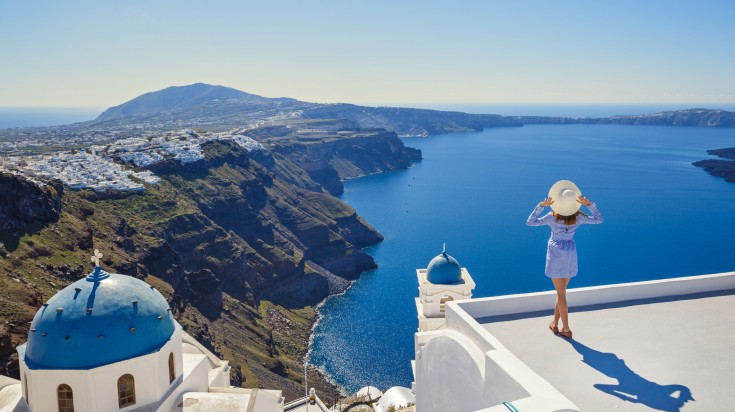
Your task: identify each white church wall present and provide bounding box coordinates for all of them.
[17,325,184,412]
[20,364,91,412]
[156,328,184,388]
[208,361,230,388]
[89,351,160,411]
[415,331,495,412]
[155,354,211,412]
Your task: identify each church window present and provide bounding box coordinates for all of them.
[440,295,454,312]
[117,374,136,408]
[168,352,176,383]
[57,384,74,412]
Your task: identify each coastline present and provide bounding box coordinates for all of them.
[304,160,421,396]
[306,278,357,396]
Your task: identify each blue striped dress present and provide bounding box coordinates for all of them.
[526,203,603,278]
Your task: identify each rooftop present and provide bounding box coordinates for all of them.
[446,272,735,411]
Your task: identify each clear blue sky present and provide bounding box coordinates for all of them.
[1,1,734,107]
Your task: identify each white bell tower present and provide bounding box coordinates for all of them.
[415,245,475,332]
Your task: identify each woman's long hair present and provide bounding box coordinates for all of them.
[554,210,588,225]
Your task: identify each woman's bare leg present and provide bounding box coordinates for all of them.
[552,278,571,332]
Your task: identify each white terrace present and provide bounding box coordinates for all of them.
[415,272,735,411]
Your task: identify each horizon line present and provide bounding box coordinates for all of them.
[1,102,734,110]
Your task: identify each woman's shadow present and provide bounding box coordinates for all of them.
[568,340,694,411]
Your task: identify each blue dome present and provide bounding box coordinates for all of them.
[426,247,464,285]
[24,268,176,370]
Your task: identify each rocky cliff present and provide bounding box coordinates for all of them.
[516,108,735,127]
[302,104,522,137]
[271,129,422,195]
[693,147,735,183]
[0,172,62,232]
[0,135,420,401]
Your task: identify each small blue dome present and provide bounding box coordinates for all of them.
[24,268,176,370]
[426,246,464,285]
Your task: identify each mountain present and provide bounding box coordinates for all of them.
[89,83,522,137]
[96,83,294,122]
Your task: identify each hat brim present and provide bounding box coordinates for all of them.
[548,180,582,216]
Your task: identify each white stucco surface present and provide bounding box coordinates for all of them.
[181,388,283,412]
[373,386,414,412]
[0,381,27,412]
[479,291,735,411]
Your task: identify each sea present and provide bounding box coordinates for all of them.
[307,106,735,394]
[0,107,101,128]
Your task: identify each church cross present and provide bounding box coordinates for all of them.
[91,249,103,267]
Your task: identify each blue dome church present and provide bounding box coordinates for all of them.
[5,250,287,412]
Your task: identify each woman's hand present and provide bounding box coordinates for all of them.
[539,197,554,207]
[577,195,592,206]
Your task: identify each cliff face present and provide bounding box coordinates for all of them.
[302,104,522,137]
[0,173,62,233]
[272,130,422,195]
[706,147,735,160]
[516,108,735,128]
[0,135,421,400]
[602,109,735,127]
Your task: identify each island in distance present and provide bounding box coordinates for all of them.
[0,83,733,400]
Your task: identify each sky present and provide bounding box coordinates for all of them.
[1,1,734,108]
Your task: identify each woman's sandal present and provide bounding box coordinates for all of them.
[559,329,573,339]
[548,323,559,334]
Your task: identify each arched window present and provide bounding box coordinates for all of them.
[57,384,74,412]
[117,374,136,408]
[168,353,176,384]
[440,295,454,312]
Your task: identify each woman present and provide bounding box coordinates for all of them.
[526,180,603,339]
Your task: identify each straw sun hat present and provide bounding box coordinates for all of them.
[548,180,582,216]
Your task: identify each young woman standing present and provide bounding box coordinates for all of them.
[527,180,603,339]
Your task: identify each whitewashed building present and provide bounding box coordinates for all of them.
[0,255,286,412]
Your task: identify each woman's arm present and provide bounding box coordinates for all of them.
[578,201,603,224]
[527,198,553,226]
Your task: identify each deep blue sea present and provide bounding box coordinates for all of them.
[308,123,735,393]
